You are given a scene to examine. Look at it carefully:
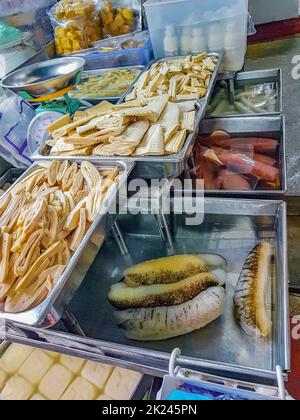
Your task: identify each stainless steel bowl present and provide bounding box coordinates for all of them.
[0,57,85,98]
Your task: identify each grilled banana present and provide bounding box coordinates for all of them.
[109,272,219,309]
[234,242,272,338]
[115,286,226,341]
[124,255,209,287]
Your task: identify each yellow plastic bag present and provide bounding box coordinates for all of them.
[100,0,142,37]
[49,0,103,55]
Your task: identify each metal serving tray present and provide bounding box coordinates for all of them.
[207,69,282,118]
[69,66,144,105]
[0,160,134,329]
[119,52,224,108]
[0,198,290,384]
[31,53,223,180]
[194,115,287,198]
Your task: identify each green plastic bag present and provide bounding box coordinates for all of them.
[0,20,22,46]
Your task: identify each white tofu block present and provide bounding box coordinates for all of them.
[81,361,113,390]
[44,351,60,360]
[105,368,142,400]
[39,364,73,400]
[31,394,47,401]
[1,376,34,400]
[0,344,33,374]
[61,377,97,400]
[19,349,54,385]
[0,369,8,392]
[60,354,85,374]
[97,394,113,400]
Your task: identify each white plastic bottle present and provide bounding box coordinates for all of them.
[180,27,192,55]
[191,28,207,54]
[164,25,179,57]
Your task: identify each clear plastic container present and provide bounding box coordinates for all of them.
[144,0,248,72]
[66,31,153,70]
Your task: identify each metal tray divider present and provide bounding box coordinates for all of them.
[112,221,129,256]
[154,211,174,251]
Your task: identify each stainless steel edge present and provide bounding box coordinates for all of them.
[0,322,281,383]
[0,340,148,400]
[197,114,287,198]
[0,160,134,328]
[207,68,282,119]
[278,202,291,372]
[71,66,144,105]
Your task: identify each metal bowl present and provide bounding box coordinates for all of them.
[0,57,85,99]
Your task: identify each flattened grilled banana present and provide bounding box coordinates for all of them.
[115,286,226,341]
[124,255,209,287]
[109,272,219,309]
[234,242,272,338]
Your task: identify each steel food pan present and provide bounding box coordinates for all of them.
[118,52,224,110]
[32,108,201,179]
[69,66,144,105]
[207,69,282,118]
[0,160,134,329]
[194,115,287,198]
[31,53,223,180]
[1,198,290,384]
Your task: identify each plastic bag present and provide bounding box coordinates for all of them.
[49,0,103,55]
[0,20,22,46]
[0,92,35,169]
[100,0,142,37]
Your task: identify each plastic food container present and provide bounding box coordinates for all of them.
[207,69,282,118]
[66,31,153,70]
[144,0,248,72]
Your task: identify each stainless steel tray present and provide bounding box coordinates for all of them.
[119,52,223,109]
[207,69,282,118]
[31,53,223,180]
[0,160,134,329]
[194,115,287,198]
[0,198,290,384]
[69,66,144,105]
[32,115,201,179]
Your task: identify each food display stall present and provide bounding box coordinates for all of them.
[0,0,295,401]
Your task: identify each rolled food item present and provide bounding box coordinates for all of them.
[108,272,219,309]
[115,286,226,341]
[234,242,273,338]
